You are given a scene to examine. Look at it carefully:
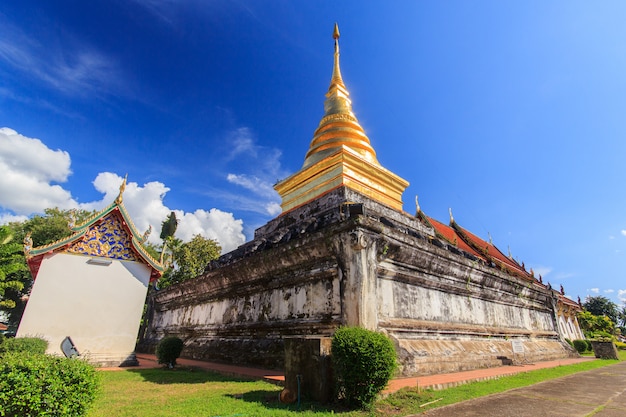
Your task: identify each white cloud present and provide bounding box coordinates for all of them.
[0,129,246,254]
[81,172,245,253]
[619,290,626,303]
[0,213,28,225]
[621,230,626,237]
[589,288,600,294]
[0,128,76,214]
[604,289,615,294]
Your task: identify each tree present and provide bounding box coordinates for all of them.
[159,212,178,265]
[577,310,615,337]
[583,296,619,324]
[0,227,27,310]
[157,234,221,289]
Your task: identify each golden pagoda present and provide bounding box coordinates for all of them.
[274,24,409,212]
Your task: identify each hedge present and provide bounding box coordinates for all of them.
[0,336,48,355]
[0,352,99,417]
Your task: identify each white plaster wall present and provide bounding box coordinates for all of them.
[17,252,150,364]
[378,279,555,332]
[155,278,341,330]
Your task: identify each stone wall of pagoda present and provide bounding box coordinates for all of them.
[139,187,575,376]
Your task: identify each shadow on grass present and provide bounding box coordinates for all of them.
[126,366,254,385]
[226,390,356,415]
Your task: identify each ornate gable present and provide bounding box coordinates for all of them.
[25,177,163,281]
[66,212,140,261]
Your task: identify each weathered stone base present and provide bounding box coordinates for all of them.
[139,187,578,378]
[395,338,573,375]
[83,352,139,368]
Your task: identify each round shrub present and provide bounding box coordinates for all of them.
[572,339,588,354]
[0,336,48,355]
[0,352,99,416]
[331,326,397,408]
[156,336,184,367]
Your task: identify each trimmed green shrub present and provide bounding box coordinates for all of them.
[564,338,573,348]
[572,339,588,354]
[0,352,99,416]
[0,336,48,355]
[156,336,184,367]
[331,326,397,409]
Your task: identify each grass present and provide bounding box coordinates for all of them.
[88,351,625,417]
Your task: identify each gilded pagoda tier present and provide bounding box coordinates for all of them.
[275,24,408,213]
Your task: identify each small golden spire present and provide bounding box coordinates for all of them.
[449,208,455,224]
[115,174,127,204]
[415,195,421,215]
[331,23,343,86]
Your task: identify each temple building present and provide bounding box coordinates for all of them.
[139,25,582,386]
[18,179,163,366]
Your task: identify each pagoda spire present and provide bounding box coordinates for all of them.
[301,23,379,169]
[274,24,409,213]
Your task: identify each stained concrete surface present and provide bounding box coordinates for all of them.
[418,361,626,417]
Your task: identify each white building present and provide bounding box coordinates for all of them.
[18,179,163,366]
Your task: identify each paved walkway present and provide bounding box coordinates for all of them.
[103,353,593,394]
[417,360,626,417]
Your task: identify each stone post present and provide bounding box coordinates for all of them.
[282,338,333,404]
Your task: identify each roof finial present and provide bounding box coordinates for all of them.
[330,22,344,89]
[449,208,455,224]
[488,232,493,245]
[415,195,421,215]
[115,174,128,204]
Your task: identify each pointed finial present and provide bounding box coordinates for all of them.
[449,208,454,224]
[508,245,512,258]
[415,195,421,215]
[488,232,493,244]
[115,174,128,204]
[330,22,344,88]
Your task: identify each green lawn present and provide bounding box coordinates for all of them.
[88,352,625,417]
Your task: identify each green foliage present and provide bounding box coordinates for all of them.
[578,310,615,336]
[158,234,221,288]
[615,341,626,350]
[160,212,178,240]
[0,336,48,355]
[331,326,397,409]
[156,336,184,367]
[0,352,99,417]
[0,226,27,310]
[583,295,619,324]
[587,331,614,342]
[572,339,588,353]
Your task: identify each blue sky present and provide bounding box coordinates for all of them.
[1,1,625,305]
